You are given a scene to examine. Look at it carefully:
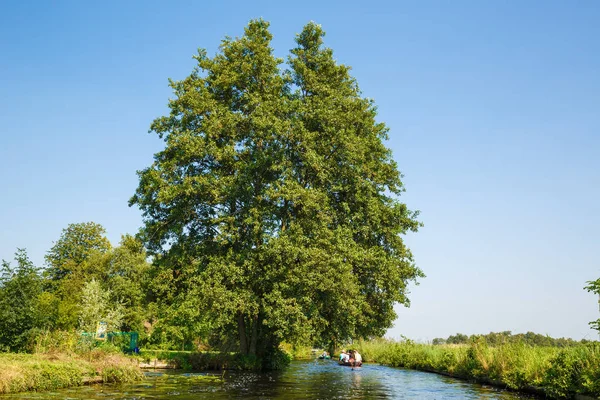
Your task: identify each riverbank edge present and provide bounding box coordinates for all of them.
[417,367,543,398]
[413,367,597,400]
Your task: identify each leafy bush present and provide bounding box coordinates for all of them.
[27,329,93,354]
[262,348,292,370]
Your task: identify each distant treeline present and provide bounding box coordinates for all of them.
[432,331,593,347]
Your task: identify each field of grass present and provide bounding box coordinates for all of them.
[354,338,600,399]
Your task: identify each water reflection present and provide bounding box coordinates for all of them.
[2,360,537,399]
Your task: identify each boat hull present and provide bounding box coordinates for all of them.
[338,361,362,367]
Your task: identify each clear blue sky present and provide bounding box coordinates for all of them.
[1,0,598,340]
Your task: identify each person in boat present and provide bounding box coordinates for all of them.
[319,351,330,359]
[339,350,350,363]
[347,350,355,364]
[352,350,363,367]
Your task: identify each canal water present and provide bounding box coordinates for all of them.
[4,360,535,399]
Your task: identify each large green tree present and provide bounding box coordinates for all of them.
[131,19,422,363]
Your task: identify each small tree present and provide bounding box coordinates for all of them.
[585,279,600,332]
[45,222,112,330]
[79,279,123,334]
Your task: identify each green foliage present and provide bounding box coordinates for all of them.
[79,279,124,333]
[446,333,469,345]
[43,222,112,330]
[584,278,600,331]
[542,350,579,398]
[261,347,292,370]
[130,19,422,363]
[279,342,313,360]
[28,329,93,354]
[103,235,150,333]
[45,222,111,282]
[542,344,600,399]
[0,249,44,351]
[43,224,149,334]
[100,363,143,383]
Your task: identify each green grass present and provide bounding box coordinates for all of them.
[0,351,143,394]
[353,338,600,399]
[280,343,314,360]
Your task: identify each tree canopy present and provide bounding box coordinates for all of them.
[130,19,422,363]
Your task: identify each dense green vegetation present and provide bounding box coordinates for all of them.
[355,338,600,399]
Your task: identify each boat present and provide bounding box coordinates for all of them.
[318,355,331,359]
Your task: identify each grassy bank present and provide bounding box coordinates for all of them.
[0,351,143,394]
[354,339,600,399]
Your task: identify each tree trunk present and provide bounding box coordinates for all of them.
[238,313,248,354]
[249,315,258,355]
[328,339,336,359]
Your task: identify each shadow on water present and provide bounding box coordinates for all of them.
[2,360,537,399]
